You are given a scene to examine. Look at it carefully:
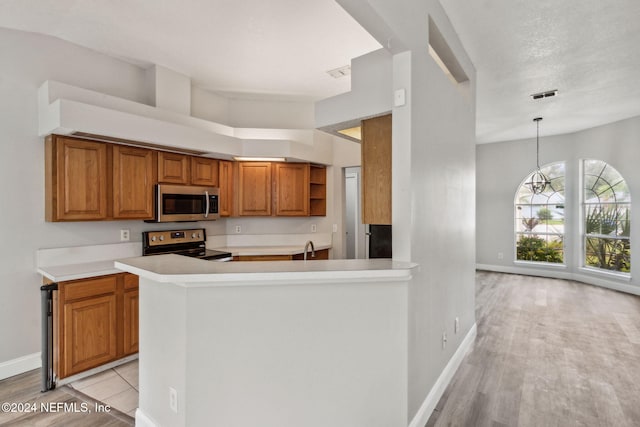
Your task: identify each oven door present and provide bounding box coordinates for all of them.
[154,184,219,222]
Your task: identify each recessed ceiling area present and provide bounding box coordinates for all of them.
[0,0,381,100]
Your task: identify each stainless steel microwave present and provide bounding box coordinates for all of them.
[148,184,219,222]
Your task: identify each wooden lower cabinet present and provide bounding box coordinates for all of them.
[55,273,138,379]
[234,249,329,261]
[123,289,139,355]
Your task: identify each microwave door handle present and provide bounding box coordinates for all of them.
[204,191,210,218]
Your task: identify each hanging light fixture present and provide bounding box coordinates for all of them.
[525,117,550,194]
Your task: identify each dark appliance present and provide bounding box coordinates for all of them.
[147,184,219,223]
[368,225,392,258]
[142,228,232,261]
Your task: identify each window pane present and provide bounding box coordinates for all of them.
[585,237,630,272]
[514,162,565,264]
[582,160,631,274]
[516,234,563,263]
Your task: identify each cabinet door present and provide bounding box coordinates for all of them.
[238,162,272,216]
[218,160,234,217]
[47,137,108,221]
[123,289,139,356]
[274,163,309,216]
[158,152,189,184]
[191,157,219,186]
[113,145,155,219]
[62,294,117,377]
[361,114,392,225]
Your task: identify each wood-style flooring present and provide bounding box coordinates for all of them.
[426,271,640,427]
[0,368,134,426]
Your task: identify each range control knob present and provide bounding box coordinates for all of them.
[197,233,202,239]
[159,235,164,241]
[191,233,197,239]
[151,236,157,242]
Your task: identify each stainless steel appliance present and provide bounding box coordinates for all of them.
[142,228,232,261]
[148,184,219,223]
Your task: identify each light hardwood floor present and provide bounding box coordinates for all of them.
[426,271,640,427]
[0,368,133,426]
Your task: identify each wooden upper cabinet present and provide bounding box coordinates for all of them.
[46,136,108,221]
[274,163,309,216]
[361,114,392,225]
[158,152,189,184]
[191,157,219,187]
[238,162,272,216]
[112,145,155,219]
[218,160,234,217]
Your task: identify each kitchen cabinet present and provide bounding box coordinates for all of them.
[238,162,272,216]
[123,274,139,355]
[45,135,108,221]
[158,152,190,184]
[191,157,219,187]
[46,135,155,221]
[218,160,234,217]
[361,114,392,225]
[112,145,155,219]
[54,273,138,379]
[274,163,309,216]
[236,162,326,217]
[234,249,330,261]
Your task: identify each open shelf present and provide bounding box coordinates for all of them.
[309,165,326,216]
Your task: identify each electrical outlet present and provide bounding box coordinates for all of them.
[120,229,130,242]
[498,252,504,259]
[442,332,447,349]
[169,387,178,413]
[455,317,459,334]
[235,226,241,234]
[332,224,338,233]
[311,224,317,233]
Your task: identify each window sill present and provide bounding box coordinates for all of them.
[514,260,567,269]
[578,267,631,282]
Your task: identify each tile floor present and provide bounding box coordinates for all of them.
[69,359,139,418]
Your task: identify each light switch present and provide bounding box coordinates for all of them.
[394,89,406,107]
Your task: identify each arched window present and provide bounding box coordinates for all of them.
[515,162,565,263]
[583,160,631,273]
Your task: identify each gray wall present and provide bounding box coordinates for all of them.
[477,115,640,293]
[323,0,478,422]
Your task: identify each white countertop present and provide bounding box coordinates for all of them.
[115,254,418,287]
[38,260,124,282]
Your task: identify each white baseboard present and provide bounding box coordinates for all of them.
[408,323,477,427]
[476,264,640,296]
[0,352,41,381]
[135,408,159,427]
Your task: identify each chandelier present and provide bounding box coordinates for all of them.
[525,117,550,194]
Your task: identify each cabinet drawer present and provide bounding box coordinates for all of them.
[124,273,139,290]
[64,276,117,302]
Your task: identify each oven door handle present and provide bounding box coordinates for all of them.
[204,191,210,218]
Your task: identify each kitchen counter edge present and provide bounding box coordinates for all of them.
[115,254,418,287]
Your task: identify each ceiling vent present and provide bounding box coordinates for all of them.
[327,65,351,78]
[531,89,558,100]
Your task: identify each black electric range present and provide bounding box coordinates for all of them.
[142,228,232,261]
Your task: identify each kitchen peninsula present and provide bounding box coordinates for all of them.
[115,255,417,427]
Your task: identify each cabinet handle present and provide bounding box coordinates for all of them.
[204,191,210,218]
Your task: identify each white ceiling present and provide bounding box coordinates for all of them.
[440,0,640,143]
[0,0,381,100]
[2,0,640,143]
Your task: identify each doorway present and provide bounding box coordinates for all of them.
[344,167,366,259]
